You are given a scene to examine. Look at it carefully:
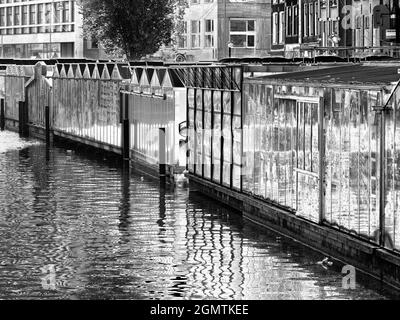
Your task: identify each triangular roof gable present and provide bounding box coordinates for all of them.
[59,65,67,78]
[83,64,91,79]
[101,64,111,80]
[131,68,140,85]
[52,65,60,78]
[67,64,75,78]
[89,64,100,79]
[150,69,161,87]
[111,64,122,80]
[162,69,174,88]
[139,68,150,86]
[74,64,82,78]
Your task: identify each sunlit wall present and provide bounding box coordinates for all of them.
[52,65,122,148]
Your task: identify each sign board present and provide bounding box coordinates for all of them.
[386,29,397,40]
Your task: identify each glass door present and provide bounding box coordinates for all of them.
[295,100,320,223]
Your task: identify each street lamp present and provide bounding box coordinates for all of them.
[227,41,234,58]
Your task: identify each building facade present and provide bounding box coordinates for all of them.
[176,0,272,61]
[0,0,102,59]
[271,0,400,57]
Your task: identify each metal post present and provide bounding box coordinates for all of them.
[123,119,130,160]
[319,96,326,224]
[379,109,386,247]
[45,105,50,145]
[23,101,29,138]
[120,92,130,161]
[0,98,5,131]
[159,128,166,184]
[18,101,24,137]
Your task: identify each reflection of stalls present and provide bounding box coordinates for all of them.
[243,64,400,249]
[122,63,186,172]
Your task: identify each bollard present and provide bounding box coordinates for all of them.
[45,105,50,145]
[159,128,166,184]
[0,98,5,131]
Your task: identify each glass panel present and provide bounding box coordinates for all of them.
[195,89,203,177]
[213,91,222,183]
[204,90,212,180]
[385,88,400,250]
[223,113,232,187]
[242,84,254,193]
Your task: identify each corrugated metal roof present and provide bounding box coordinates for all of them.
[249,64,400,87]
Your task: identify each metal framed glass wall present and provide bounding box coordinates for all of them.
[242,84,319,222]
[325,89,381,239]
[241,79,400,252]
[186,66,243,191]
[384,85,400,251]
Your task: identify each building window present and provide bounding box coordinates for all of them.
[286,6,292,36]
[309,3,314,36]
[304,3,308,37]
[177,21,187,48]
[286,5,298,36]
[14,6,20,26]
[204,19,214,48]
[279,11,285,44]
[272,12,278,45]
[6,6,12,26]
[0,8,5,27]
[190,20,200,48]
[230,19,255,48]
[63,1,70,23]
[30,4,36,25]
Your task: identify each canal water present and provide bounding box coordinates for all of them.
[0,131,396,300]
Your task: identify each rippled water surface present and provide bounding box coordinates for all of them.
[0,131,396,300]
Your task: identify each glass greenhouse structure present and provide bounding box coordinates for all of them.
[187,63,400,252]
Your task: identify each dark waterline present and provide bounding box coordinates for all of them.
[0,131,396,300]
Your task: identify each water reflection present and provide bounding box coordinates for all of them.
[0,131,396,300]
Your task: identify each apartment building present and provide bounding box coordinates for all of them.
[176,0,272,61]
[0,0,102,59]
[271,0,400,57]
